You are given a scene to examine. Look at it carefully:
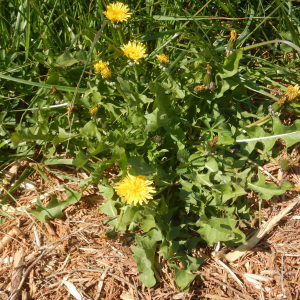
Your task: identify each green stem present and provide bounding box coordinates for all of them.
[116,209,124,230]
[108,21,118,45]
[246,114,270,128]
[115,83,129,102]
[117,26,126,45]
[134,65,139,81]
[258,199,262,227]
[255,147,278,165]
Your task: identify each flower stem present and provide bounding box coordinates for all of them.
[117,27,126,45]
[108,22,118,45]
[246,114,271,128]
[134,65,139,81]
[115,83,129,102]
[116,209,124,230]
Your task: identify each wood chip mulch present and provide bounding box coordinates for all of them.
[0,154,299,300]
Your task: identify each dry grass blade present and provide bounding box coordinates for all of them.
[215,259,245,289]
[224,198,299,262]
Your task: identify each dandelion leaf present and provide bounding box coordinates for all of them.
[53,50,78,67]
[149,82,172,117]
[197,216,245,246]
[28,187,82,223]
[219,49,243,78]
[169,255,206,291]
[145,108,168,133]
[247,171,292,200]
[132,234,157,287]
[238,117,300,153]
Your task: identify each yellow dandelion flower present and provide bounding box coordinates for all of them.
[277,84,300,107]
[208,135,218,147]
[195,85,205,92]
[229,30,237,43]
[89,105,99,115]
[121,41,147,64]
[100,67,112,79]
[285,84,300,102]
[114,174,156,206]
[94,60,108,72]
[66,106,78,114]
[293,185,300,192]
[157,53,169,65]
[103,2,131,23]
[94,60,112,79]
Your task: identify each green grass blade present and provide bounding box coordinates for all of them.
[25,0,30,61]
[0,74,86,93]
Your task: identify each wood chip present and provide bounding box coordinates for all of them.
[63,279,82,300]
[11,248,25,295]
[0,228,21,253]
[95,268,109,300]
[29,269,37,296]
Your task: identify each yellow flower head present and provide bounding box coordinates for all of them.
[285,84,300,102]
[157,53,169,65]
[103,2,131,23]
[293,185,300,192]
[208,135,218,147]
[229,30,237,43]
[121,41,147,64]
[195,85,205,92]
[94,60,112,79]
[277,84,300,107]
[67,106,78,114]
[89,105,99,115]
[114,174,156,206]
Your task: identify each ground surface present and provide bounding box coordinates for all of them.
[0,154,299,300]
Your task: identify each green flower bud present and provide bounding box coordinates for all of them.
[203,74,211,89]
[281,160,290,171]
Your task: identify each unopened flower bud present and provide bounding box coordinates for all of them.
[206,64,212,76]
[280,160,290,171]
[226,30,237,56]
[155,136,162,142]
[209,82,215,91]
[203,64,212,89]
[203,76,210,89]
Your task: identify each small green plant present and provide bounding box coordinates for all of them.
[28,187,82,223]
